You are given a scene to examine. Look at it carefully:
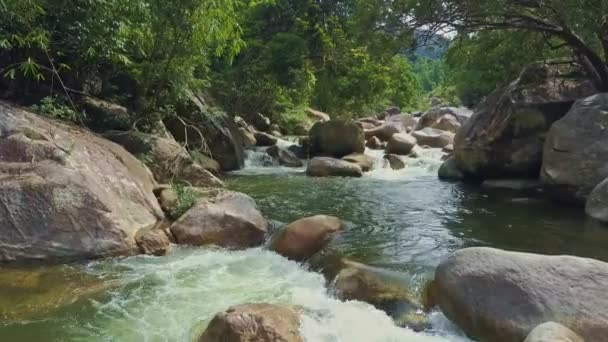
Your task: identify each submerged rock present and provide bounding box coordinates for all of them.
[170,191,268,249]
[199,303,303,342]
[524,322,584,342]
[342,153,375,172]
[306,157,363,178]
[542,93,608,203]
[432,247,608,342]
[0,101,163,262]
[411,128,454,148]
[271,215,344,261]
[386,133,417,155]
[454,61,598,179]
[309,120,365,158]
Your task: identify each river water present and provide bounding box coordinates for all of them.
[2,142,608,341]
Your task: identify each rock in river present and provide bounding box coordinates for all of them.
[431,247,608,342]
[411,127,454,148]
[309,120,365,158]
[0,101,163,262]
[306,157,363,178]
[271,215,345,261]
[170,191,268,249]
[386,133,417,155]
[199,303,303,342]
[342,153,375,172]
[524,322,584,342]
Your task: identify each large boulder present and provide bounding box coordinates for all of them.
[271,215,344,261]
[342,153,375,172]
[254,132,278,147]
[432,247,608,342]
[199,303,303,342]
[365,114,416,141]
[170,191,268,249]
[309,120,365,158]
[306,157,363,178]
[384,154,405,170]
[524,322,584,342]
[104,131,224,188]
[415,107,472,133]
[252,113,271,132]
[386,133,417,155]
[454,61,598,179]
[541,94,608,203]
[438,157,464,181]
[165,94,245,171]
[135,226,171,256]
[412,128,454,148]
[585,177,608,222]
[82,97,131,132]
[266,145,303,167]
[0,101,163,262]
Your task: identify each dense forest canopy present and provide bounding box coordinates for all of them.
[1,0,605,129]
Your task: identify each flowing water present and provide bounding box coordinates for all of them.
[2,139,608,341]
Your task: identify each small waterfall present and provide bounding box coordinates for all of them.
[239,136,306,174]
[365,147,446,180]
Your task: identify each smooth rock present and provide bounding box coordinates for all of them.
[342,153,375,172]
[170,191,268,249]
[199,303,302,342]
[524,322,584,342]
[158,188,179,214]
[254,132,278,147]
[306,157,363,178]
[306,108,330,122]
[366,136,383,149]
[411,128,454,148]
[384,154,405,170]
[386,133,417,155]
[586,177,608,223]
[135,227,171,256]
[432,247,608,342]
[237,127,257,148]
[415,107,472,133]
[271,215,344,261]
[82,97,130,131]
[309,120,365,158]
[253,113,271,132]
[438,157,464,181]
[266,146,303,167]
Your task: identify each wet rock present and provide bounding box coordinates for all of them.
[254,132,278,147]
[415,107,472,133]
[0,101,163,262]
[199,303,303,342]
[366,136,383,149]
[253,113,272,132]
[454,61,598,179]
[135,226,171,256]
[170,191,268,249]
[309,120,365,158]
[432,247,608,342]
[542,94,608,203]
[384,154,405,170]
[482,179,542,191]
[342,153,375,172]
[438,157,464,181]
[271,215,345,261]
[266,146,303,167]
[524,322,584,342]
[386,133,417,155]
[586,177,608,223]
[306,157,363,178]
[411,128,454,148]
[237,127,257,148]
[287,144,307,159]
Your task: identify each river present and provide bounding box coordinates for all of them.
[2,141,608,341]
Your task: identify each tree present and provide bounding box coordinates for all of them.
[400,0,608,91]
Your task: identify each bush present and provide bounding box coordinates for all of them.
[31,96,84,123]
[169,183,203,219]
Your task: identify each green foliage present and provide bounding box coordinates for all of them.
[31,96,83,123]
[170,183,203,219]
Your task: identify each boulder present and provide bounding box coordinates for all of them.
[293,123,310,136]
[586,177,608,223]
[366,136,383,149]
[0,101,163,262]
[541,93,608,203]
[415,107,472,133]
[270,130,283,138]
[199,303,302,342]
[411,128,454,148]
[254,132,277,147]
[237,127,257,148]
[365,114,416,141]
[524,322,584,342]
[82,97,130,131]
[386,133,417,155]
[287,144,307,159]
[384,154,405,170]
[454,61,598,179]
[306,108,331,122]
[190,151,222,176]
[438,157,464,181]
[365,124,400,142]
[252,113,271,132]
[306,157,363,178]
[135,226,171,256]
[165,95,245,171]
[271,215,344,261]
[170,191,268,249]
[342,153,375,172]
[158,188,179,214]
[309,120,365,158]
[266,146,303,167]
[104,131,224,188]
[432,247,608,342]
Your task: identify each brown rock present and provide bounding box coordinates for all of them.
[366,136,383,149]
[159,188,179,214]
[199,303,303,342]
[386,133,417,155]
[254,132,278,147]
[524,322,584,342]
[309,120,365,158]
[411,128,454,148]
[384,154,405,170]
[306,108,330,122]
[306,157,363,178]
[170,191,268,249]
[342,153,375,172]
[271,215,344,261]
[135,227,171,256]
